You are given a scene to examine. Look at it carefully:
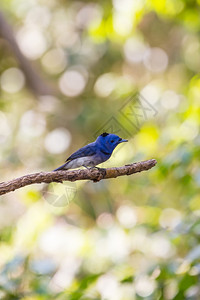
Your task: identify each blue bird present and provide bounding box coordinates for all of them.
[54,132,128,171]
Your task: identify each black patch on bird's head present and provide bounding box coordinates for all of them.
[101,132,109,137]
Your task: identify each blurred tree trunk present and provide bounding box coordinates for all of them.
[0,10,55,96]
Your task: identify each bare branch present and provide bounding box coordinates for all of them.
[0,159,157,196]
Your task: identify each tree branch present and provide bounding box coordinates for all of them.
[0,159,157,196]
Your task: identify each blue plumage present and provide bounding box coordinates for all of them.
[54,132,128,171]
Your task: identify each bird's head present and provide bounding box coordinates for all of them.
[96,132,128,153]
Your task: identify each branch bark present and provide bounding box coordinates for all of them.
[0,159,157,196]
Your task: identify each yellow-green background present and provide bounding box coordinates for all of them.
[0,0,200,299]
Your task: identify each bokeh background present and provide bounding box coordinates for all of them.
[0,0,200,299]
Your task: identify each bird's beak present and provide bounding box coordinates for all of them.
[119,139,128,143]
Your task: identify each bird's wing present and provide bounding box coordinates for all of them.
[66,143,96,162]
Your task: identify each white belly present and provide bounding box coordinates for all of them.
[65,157,96,169]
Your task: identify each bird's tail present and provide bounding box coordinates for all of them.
[53,162,69,171]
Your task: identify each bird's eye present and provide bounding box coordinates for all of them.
[111,140,114,143]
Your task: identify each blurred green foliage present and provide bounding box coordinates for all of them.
[0,0,200,299]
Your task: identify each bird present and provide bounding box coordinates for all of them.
[54,132,128,171]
